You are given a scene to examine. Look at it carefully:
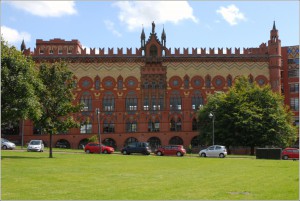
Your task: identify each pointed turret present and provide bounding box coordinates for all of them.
[272,20,276,30]
[21,39,26,52]
[161,26,166,47]
[268,21,282,93]
[141,26,146,48]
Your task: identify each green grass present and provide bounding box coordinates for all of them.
[1,150,299,200]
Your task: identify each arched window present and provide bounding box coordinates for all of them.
[126,119,137,133]
[169,136,183,145]
[205,76,211,88]
[184,76,189,89]
[124,137,138,146]
[118,77,123,90]
[192,91,204,110]
[80,92,92,111]
[95,77,100,90]
[103,92,114,113]
[170,91,182,111]
[103,119,115,133]
[148,137,161,150]
[227,75,232,87]
[170,117,182,131]
[150,45,158,57]
[126,91,138,113]
[103,138,117,149]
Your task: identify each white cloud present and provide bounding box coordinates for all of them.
[104,20,122,37]
[113,1,198,31]
[216,4,246,26]
[1,26,31,45]
[7,1,77,17]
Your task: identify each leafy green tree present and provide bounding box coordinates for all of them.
[198,76,297,155]
[1,39,42,130]
[35,61,83,158]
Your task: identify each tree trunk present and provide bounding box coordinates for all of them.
[49,133,53,158]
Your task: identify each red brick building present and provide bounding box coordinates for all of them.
[6,21,298,150]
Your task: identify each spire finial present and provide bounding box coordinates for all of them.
[21,39,26,52]
[273,21,276,30]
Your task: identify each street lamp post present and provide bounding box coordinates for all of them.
[96,108,101,154]
[209,112,215,145]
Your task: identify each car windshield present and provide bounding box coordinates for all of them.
[2,138,9,142]
[30,140,41,145]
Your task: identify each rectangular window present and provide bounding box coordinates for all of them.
[49,50,54,54]
[58,49,63,54]
[80,124,92,134]
[290,98,299,111]
[289,83,299,93]
[288,69,299,78]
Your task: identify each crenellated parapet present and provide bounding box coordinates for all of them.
[24,38,269,58]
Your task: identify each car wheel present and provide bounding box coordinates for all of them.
[2,145,7,150]
[201,153,206,157]
[85,150,90,154]
[157,151,162,156]
[122,150,127,155]
[176,152,182,157]
[283,155,289,160]
[219,153,225,158]
[103,150,108,154]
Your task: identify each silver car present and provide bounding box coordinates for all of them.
[27,140,44,152]
[1,138,16,150]
[199,145,227,158]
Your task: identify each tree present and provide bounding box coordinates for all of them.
[1,39,42,131]
[198,76,297,155]
[34,61,83,158]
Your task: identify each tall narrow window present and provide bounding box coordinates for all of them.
[126,91,138,114]
[80,92,92,111]
[192,91,204,110]
[170,91,182,111]
[205,76,211,88]
[103,92,114,113]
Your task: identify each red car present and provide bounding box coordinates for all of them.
[282,148,299,160]
[155,145,186,157]
[84,142,114,154]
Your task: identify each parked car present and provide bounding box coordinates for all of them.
[27,140,44,152]
[155,145,186,157]
[282,148,299,160]
[1,138,16,150]
[121,142,151,155]
[84,142,114,154]
[199,145,227,158]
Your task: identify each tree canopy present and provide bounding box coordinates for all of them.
[198,76,297,154]
[35,61,83,158]
[1,39,42,127]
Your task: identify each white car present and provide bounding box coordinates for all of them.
[199,145,227,158]
[1,138,16,150]
[27,140,44,152]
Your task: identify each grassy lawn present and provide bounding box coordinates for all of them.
[1,150,299,200]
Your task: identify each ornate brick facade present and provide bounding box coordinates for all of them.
[17,21,298,150]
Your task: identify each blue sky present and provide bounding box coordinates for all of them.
[1,1,299,53]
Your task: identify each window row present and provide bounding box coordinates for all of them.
[77,75,263,90]
[79,118,199,134]
[80,91,204,112]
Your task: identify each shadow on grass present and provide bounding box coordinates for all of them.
[1,155,46,160]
